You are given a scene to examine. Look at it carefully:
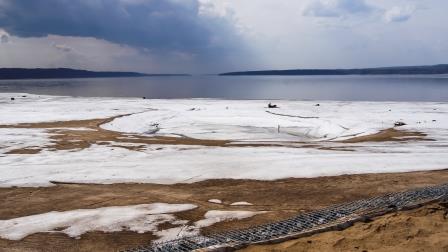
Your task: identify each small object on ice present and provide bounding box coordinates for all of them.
[433,120,437,122]
[278,125,280,133]
[22,95,27,98]
[145,123,160,134]
[230,201,253,206]
[208,199,222,204]
[315,103,320,106]
[10,97,15,101]
[142,97,146,99]
[394,121,406,127]
[268,102,278,108]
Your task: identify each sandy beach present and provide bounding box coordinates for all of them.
[1,171,448,252]
[0,93,447,251]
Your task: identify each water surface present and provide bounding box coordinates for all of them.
[0,75,447,101]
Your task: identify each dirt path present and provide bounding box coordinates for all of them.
[1,170,448,252]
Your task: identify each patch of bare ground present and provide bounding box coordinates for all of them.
[241,202,448,252]
[342,128,430,143]
[5,148,41,154]
[1,170,448,252]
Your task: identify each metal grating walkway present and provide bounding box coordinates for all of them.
[124,183,448,252]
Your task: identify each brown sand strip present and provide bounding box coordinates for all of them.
[341,128,430,143]
[1,170,448,252]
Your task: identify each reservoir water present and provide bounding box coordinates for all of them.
[0,75,447,101]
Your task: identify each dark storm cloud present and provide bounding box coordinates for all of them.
[0,0,250,70]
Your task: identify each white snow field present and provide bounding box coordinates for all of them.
[1,93,448,187]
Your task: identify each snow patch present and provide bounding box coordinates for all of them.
[208,199,222,204]
[230,202,253,206]
[0,202,266,243]
[0,128,50,154]
[194,210,266,228]
[0,203,197,240]
[155,210,266,242]
[2,144,448,187]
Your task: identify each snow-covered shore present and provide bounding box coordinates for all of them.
[1,93,447,187]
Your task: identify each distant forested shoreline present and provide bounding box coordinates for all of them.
[0,68,189,80]
[220,64,448,76]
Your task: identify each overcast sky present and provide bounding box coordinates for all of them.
[0,0,447,73]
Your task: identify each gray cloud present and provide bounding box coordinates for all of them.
[0,33,8,43]
[302,0,375,18]
[53,43,72,52]
[0,0,253,72]
[383,6,415,23]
